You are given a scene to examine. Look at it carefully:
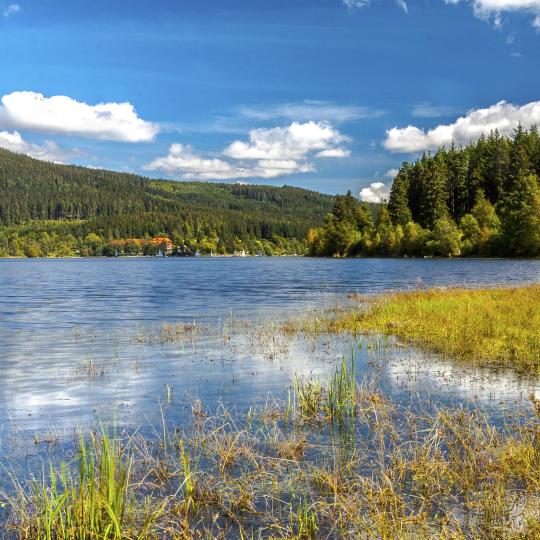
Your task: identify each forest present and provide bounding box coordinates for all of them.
[0,149,334,257]
[309,126,540,258]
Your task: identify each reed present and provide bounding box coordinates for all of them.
[6,431,169,539]
[4,390,540,538]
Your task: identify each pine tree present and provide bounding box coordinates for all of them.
[421,152,449,228]
[388,164,412,226]
[445,144,469,220]
[500,173,540,256]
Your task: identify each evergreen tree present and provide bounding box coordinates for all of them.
[421,153,449,228]
[500,173,540,256]
[388,164,412,226]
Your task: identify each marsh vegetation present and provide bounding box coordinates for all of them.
[3,361,539,539]
[1,280,540,538]
[285,285,540,375]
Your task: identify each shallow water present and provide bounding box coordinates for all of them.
[1,257,539,448]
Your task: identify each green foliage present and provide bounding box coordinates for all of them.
[12,431,165,539]
[310,127,540,258]
[0,148,334,257]
[426,218,462,257]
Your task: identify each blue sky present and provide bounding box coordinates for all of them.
[1,0,540,197]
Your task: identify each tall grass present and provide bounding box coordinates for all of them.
[4,392,540,538]
[294,355,356,422]
[328,285,540,374]
[7,432,165,539]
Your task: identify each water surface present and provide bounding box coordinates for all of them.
[1,257,539,447]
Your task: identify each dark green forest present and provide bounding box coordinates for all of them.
[309,127,540,257]
[0,148,334,257]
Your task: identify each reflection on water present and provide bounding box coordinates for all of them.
[1,257,540,450]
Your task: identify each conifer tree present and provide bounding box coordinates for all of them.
[388,164,412,226]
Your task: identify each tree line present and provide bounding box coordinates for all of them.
[0,149,334,257]
[309,127,540,257]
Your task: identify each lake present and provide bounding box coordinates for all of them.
[1,257,539,445]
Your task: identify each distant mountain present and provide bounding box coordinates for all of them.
[0,149,334,257]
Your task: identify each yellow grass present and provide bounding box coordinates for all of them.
[331,285,540,374]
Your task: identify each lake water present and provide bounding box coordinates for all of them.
[1,257,540,450]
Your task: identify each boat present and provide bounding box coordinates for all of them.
[241,249,246,257]
[194,249,200,257]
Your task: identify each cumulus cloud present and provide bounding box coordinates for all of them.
[384,100,540,153]
[445,0,540,28]
[144,143,314,180]
[236,101,384,124]
[359,182,390,203]
[0,91,159,142]
[316,148,351,158]
[145,121,349,181]
[223,121,349,161]
[0,130,73,162]
[3,3,20,17]
[143,144,237,179]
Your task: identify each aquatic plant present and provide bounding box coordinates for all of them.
[3,389,540,538]
[293,285,540,375]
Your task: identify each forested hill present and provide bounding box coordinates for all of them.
[0,148,334,257]
[309,126,540,258]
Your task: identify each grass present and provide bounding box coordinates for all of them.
[300,285,540,375]
[7,432,167,539]
[3,286,540,537]
[3,370,540,538]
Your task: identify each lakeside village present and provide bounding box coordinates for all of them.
[106,236,269,257]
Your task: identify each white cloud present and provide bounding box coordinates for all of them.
[445,0,540,28]
[145,121,349,180]
[316,148,351,158]
[236,101,384,124]
[143,144,236,179]
[359,182,390,203]
[385,168,400,178]
[3,3,20,17]
[411,102,458,118]
[0,91,159,142]
[343,0,408,12]
[143,143,314,180]
[384,99,540,153]
[395,0,409,13]
[343,0,370,7]
[0,130,73,162]
[223,121,349,161]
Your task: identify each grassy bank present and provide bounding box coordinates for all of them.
[3,363,540,539]
[308,285,540,375]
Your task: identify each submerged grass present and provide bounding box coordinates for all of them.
[3,368,540,538]
[296,285,540,375]
[7,432,167,539]
[3,286,540,537]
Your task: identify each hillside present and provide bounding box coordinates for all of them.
[0,149,334,257]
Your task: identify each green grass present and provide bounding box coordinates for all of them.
[326,285,540,374]
[5,391,540,539]
[8,432,166,539]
